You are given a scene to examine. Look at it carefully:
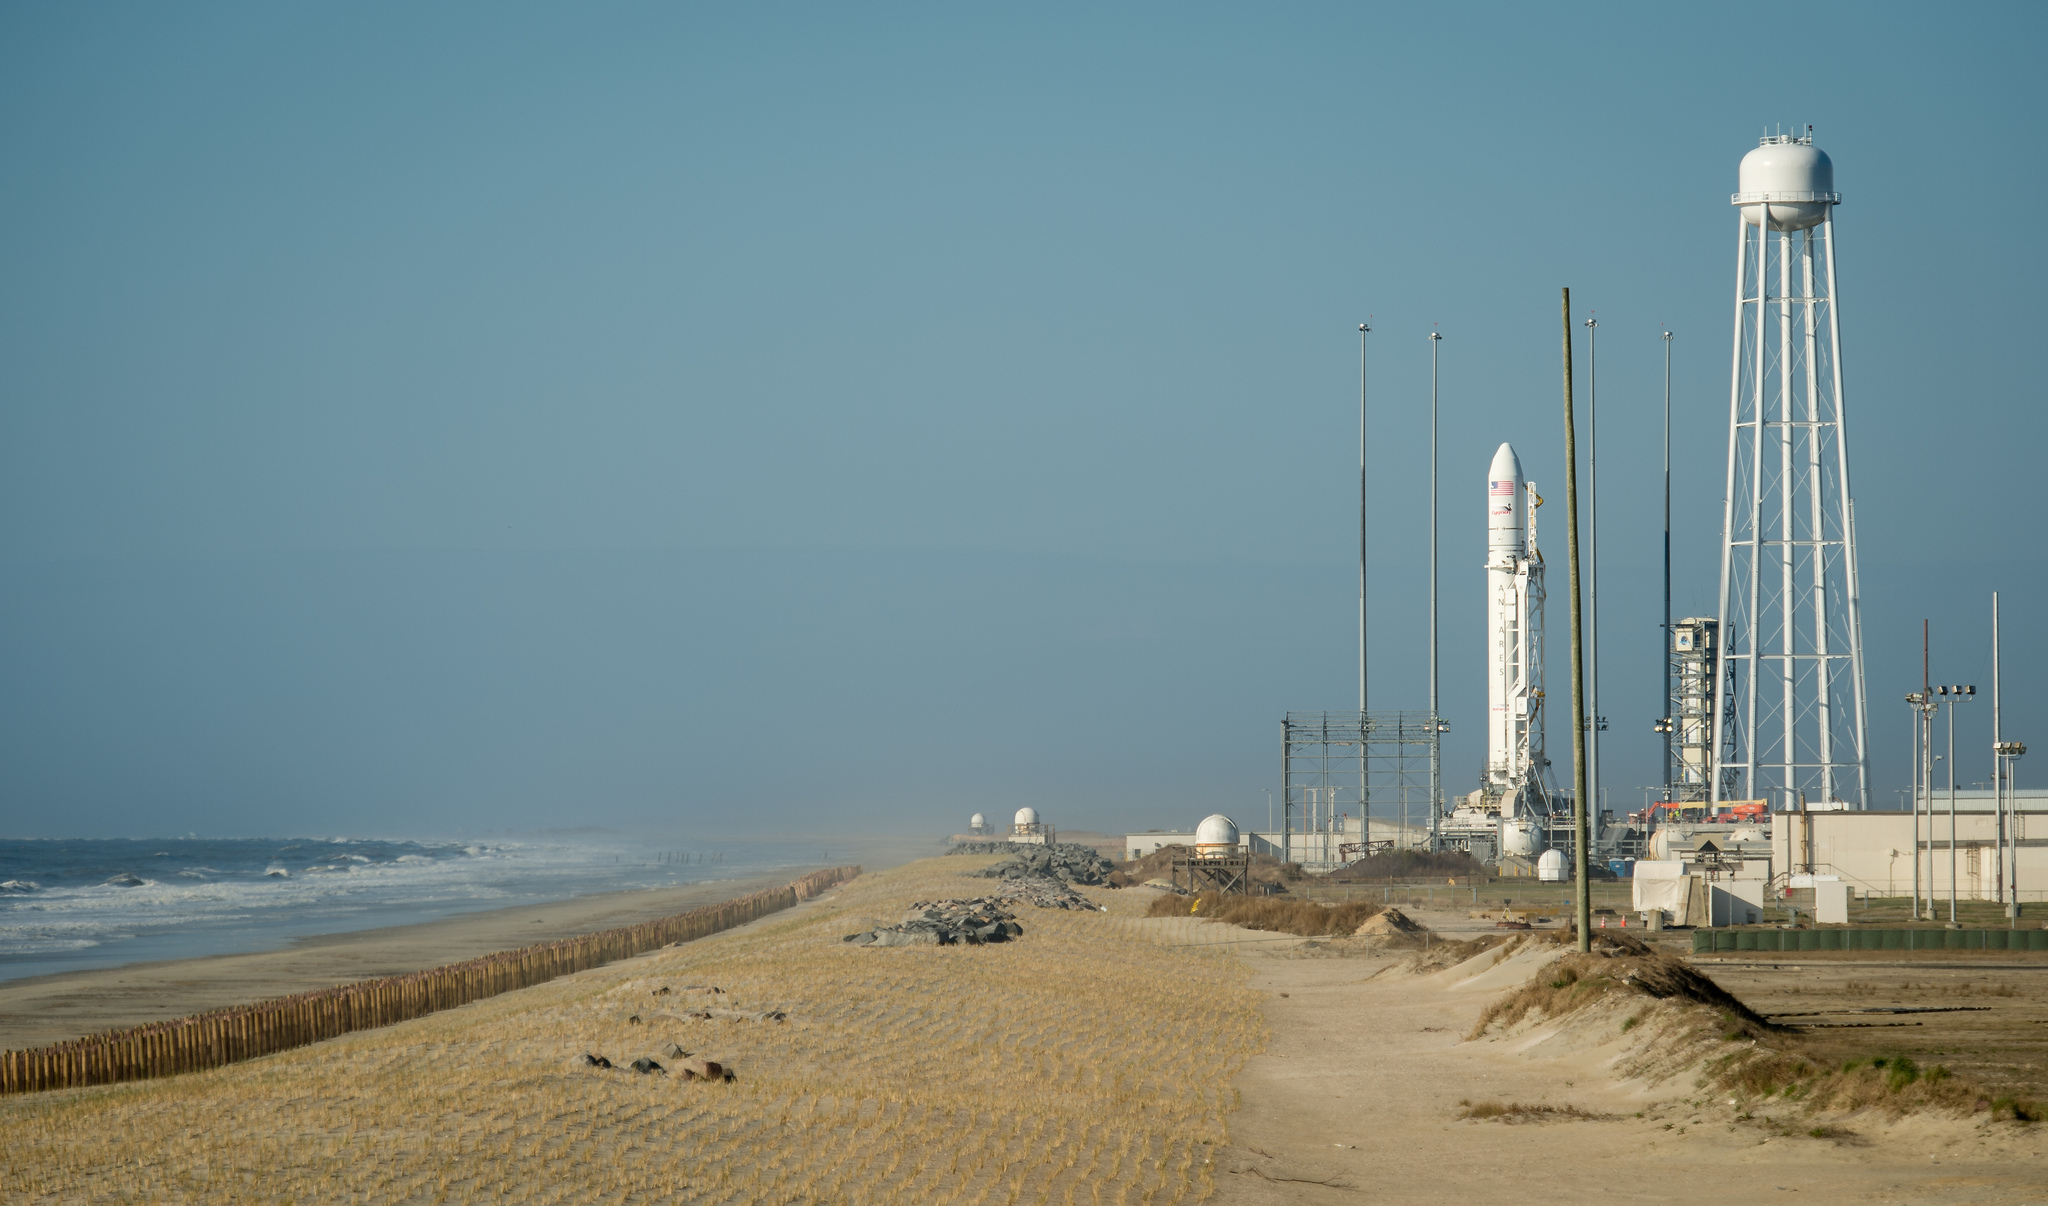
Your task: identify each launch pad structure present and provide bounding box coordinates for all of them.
[1281,711,1441,872]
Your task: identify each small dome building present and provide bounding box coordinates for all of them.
[1010,807,1052,845]
[1193,814,1241,858]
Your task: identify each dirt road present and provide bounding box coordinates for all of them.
[1163,916,2048,1205]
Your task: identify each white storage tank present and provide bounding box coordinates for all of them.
[1193,814,1240,858]
[1736,134,1835,232]
[1500,817,1541,858]
[1536,849,1568,883]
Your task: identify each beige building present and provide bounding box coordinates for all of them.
[1770,792,2048,902]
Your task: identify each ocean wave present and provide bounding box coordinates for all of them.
[0,835,805,975]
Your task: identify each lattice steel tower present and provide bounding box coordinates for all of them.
[1712,128,1870,808]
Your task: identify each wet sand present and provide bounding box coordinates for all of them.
[1,870,809,1052]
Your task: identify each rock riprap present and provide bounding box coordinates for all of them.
[960,842,1115,886]
[842,898,1025,947]
[985,875,1103,912]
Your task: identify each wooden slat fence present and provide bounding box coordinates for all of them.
[0,864,860,1096]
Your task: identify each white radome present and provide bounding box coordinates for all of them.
[1536,848,1568,883]
[969,813,985,830]
[1193,814,1240,856]
[1736,136,1835,231]
[1013,807,1039,827]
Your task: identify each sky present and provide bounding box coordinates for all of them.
[1,3,2042,839]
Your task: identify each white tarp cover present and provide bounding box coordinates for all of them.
[1632,860,1690,920]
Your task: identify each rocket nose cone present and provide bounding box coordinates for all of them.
[1489,443,1523,482]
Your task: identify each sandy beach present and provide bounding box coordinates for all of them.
[1,870,872,1055]
[0,835,940,1054]
[7,856,2046,1204]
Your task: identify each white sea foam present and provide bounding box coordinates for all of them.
[0,838,798,977]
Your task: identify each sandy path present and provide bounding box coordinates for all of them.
[1188,917,2048,1205]
[0,872,801,1051]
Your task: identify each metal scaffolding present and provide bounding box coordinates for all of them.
[1281,711,1441,872]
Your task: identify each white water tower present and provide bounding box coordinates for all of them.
[1712,128,1870,808]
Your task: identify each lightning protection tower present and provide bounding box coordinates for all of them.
[1713,128,1870,808]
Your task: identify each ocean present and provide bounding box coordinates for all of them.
[0,835,823,983]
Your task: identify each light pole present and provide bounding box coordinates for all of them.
[1584,316,1603,833]
[1906,690,1928,918]
[1662,331,1673,797]
[1358,322,1372,855]
[1995,740,2026,922]
[1941,684,1976,924]
[1359,323,1370,715]
[1993,592,2003,906]
[1429,329,1443,841]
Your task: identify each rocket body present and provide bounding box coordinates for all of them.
[1485,443,1545,802]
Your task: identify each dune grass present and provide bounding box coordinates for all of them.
[0,859,1266,1205]
[1463,939,2040,1125]
[1144,891,1383,937]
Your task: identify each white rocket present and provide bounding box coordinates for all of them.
[1485,443,1546,804]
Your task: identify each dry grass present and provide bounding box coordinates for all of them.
[1143,891,1383,937]
[1466,941,2041,1126]
[1454,1099,1612,1123]
[1466,939,1771,1043]
[0,858,1267,1204]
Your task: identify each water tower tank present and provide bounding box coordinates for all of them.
[1500,817,1541,859]
[1193,814,1240,857]
[1013,807,1039,828]
[1536,849,1568,883]
[1735,135,1835,231]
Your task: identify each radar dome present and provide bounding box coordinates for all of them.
[1013,807,1039,827]
[1193,814,1240,856]
[969,813,985,830]
[1536,848,1568,883]
[1735,135,1835,231]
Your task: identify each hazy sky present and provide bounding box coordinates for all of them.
[2,3,2042,838]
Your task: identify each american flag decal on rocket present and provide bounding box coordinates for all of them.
[1490,480,1515,496]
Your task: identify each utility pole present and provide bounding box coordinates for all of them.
[1562,289,1591,952]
